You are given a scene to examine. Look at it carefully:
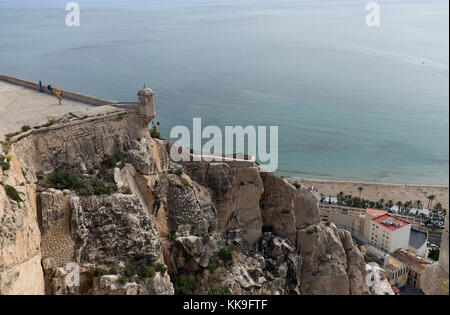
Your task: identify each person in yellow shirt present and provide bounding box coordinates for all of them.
[56,90,62,105]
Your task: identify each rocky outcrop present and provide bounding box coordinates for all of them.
[260,172,320,246]
[296,222,369,295]
[338,229,370,295]
[183,160,264,245]
[166,174,217,238]
[0,155,44,295]
[421,208,449,295]
[91,273,174,295]
[72,194,162,265]
[172,234,223,273]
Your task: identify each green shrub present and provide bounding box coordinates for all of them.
[1,160,10,171]
[218,248,233,265]
[155,263,167,273]
[174,274,200,295]
[124,263,136,278]
[174,169,183,176]
[118,276,128,285]
[292,181,301,189]
[124,254,158,280]
[364,255,375,264]
[149,125,161,139]
[141,266,156,278]
[109,266,118,275]
[83,178,116,196]
[5,185,23,203]
[21,125,31,132]
[48,171,83,190]
[101,155,117,169]
[133,253,146,261]
[93,268,108,277]
[428,248,440,261]
[208,224,216,234]
[47,170,116,196]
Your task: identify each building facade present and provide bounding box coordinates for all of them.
[364,211,411,253]
[392,249,432,291]
[384,255,409,289]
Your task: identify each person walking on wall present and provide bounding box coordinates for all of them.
[56,90,63,105]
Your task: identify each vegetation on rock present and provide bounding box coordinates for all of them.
[4,184,23,203]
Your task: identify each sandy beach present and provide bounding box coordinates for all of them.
[288,179,449,211]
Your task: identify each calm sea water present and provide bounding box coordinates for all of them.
[0,0,448,184]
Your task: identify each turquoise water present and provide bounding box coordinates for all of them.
[0,0,448,184]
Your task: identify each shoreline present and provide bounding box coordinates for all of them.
[287,177,449,188]
[286,177,449,211]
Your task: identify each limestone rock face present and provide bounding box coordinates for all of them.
[166,174,217,238]
[338,230,370,295]
[191,233,302,295]
[421,208,449,295]
[182,161,264,245]
[92,275,139,295]
[90,272,174,295]
[0,155,44,295]
[138,272,175,295]
[71,194,162,265]
[296,222,368,295]
[172,235,222,272]
[259,172,321,246]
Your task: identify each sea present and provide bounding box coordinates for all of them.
[0,0,448,184]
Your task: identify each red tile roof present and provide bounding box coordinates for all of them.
[372,214,410,231]
[366,208,387,217]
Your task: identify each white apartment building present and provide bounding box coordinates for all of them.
[364,209,411,253]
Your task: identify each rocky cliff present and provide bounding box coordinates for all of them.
[0,103,371,295]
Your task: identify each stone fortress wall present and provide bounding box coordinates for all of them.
[0,75,261,295]
[0,75,157,294]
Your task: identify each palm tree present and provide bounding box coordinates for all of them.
[427,195,436,209]
[357,186,363,198]
[404,201,413,215]
[387,200,394,210]
[415,200,423,210]
[396,201,403,213]
[337,192,345,204]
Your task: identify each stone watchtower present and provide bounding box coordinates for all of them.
[137,84,156,123]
